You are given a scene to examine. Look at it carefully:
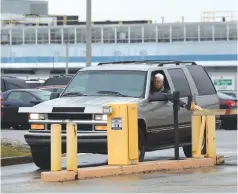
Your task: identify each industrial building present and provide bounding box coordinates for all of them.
[1,4,237,91]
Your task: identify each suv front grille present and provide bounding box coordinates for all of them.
[48,113,93,120]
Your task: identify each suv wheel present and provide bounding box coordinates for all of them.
[183,138,206,158]
[138,127,146,162]
[223,121,237,130]
[31,146,51,170]
[1,123,10,129]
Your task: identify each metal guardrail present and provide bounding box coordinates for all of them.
[1,21,237,45]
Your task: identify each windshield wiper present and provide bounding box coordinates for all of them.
[96,90,130,97]
[62,92,87,97]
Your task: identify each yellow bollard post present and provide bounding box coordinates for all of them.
[192,115,202,157]
[195,115,206,157]
[127,103,139,164]
[51,124,62,171]
[66,123,78,172]
[206,115,216,159]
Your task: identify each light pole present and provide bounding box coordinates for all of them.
[86,0,92,67]
[65,41,69,75]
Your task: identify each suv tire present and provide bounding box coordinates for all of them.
[223,121,237,130]
[183,138,206,158]
[31,147,51,169]
[138,127,146,162]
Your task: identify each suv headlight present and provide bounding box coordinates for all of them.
[29,113,45,120]
[95,114,107,121]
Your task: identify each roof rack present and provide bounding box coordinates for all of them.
[157,61,197,66]
[97,60,197,66]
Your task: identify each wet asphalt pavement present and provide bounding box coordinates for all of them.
[1,129,237,193]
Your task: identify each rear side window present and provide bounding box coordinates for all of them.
[186,65,216,95]
[167,68,191,97]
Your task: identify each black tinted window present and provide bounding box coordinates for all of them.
[1,79,6,92]
[4,79,27,90]
[43,77,72,86]
[167,68,191,97]
[186,65,216,95]
[27,83,42,88]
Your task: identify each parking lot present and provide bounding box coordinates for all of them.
[1,1,238,193]
[1,128,237,193]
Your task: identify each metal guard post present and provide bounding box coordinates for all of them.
[173,91,180,160]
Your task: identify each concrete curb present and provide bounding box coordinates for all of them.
[1,155,33,167]
[77,158,216,180]
[41,156,224,182]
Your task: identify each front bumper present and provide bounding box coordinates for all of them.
[28,119,107,125]
[24,131,108,154]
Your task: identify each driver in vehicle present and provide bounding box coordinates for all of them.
[150,73,187,108]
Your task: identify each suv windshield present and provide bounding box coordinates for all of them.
[62,70,147,98]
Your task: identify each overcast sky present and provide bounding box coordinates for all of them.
[48,0,237,22]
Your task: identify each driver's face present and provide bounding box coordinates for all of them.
[154,77,163,89]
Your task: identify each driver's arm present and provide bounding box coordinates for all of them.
[166,89,187,108]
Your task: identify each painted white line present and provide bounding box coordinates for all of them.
[61,153,87,158]
[217,151,237,154]
[225,160,237,163]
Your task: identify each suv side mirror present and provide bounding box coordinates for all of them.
[50,92,60,100]
[148,92,168,102]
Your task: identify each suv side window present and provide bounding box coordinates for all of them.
[150,70,171,94]
[186,65,216,95]
[167,68,191,97]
